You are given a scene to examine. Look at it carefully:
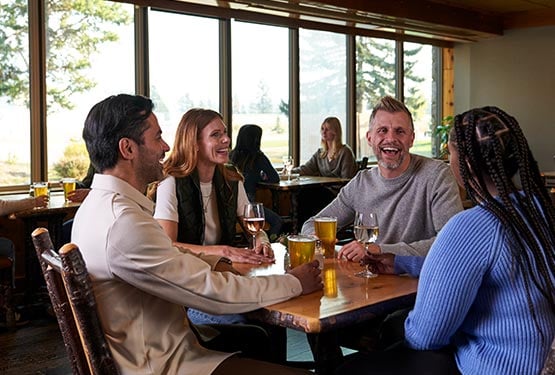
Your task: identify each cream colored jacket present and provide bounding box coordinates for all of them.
[72,174,302,375]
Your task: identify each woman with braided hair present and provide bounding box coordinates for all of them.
[336,107,555,375]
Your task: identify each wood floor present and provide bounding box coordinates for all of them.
[0,316,317,374]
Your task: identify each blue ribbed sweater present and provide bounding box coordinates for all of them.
[398,204,555,375]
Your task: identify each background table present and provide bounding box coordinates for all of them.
[11,193,80,309]
[257,176,350,233]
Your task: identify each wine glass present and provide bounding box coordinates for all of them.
[282,155,293,181]
[243,203,265,250]
[353,211,379,278]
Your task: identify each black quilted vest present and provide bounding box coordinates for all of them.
[174,168,238,245]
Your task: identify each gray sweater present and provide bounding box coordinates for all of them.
[301,154,463,256]
[295,144,357,179]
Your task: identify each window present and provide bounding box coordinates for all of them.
[231,20,289,165]
[355,37,397,161]
[404,42,437,158]
[45,1,134,182]
[299,29,347,164]
[0,0,30,186]
[0,1,444,191]
[149,10,219,149]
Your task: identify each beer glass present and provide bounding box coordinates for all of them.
[62,178,76,202]
[353,212,379,278]
[33,182,49,198]
[314,216,337,258]
[287,234,316,268]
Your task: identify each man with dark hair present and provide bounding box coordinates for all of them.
[72,94,322,375]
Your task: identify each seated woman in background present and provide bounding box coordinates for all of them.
[154,109,274,324]
[230,124,282,238]
[337,106,555,375]
[293,116,357,179]
[293,117,358,223]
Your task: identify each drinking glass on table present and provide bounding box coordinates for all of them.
[62,178,76,202]
[282,155,293,181]
[33,182,49,198]
[287,234,316,268]
[243,203,265,250]
[353,211,379,278]
[314,216,337,258]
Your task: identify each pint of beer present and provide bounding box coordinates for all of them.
[62,178,76,202]
[33,182,49,198]
[287,234,317,268]
[314,216,337,258]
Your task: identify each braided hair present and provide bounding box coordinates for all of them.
[452,107,555,334]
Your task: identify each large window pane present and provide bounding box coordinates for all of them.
[355,37,396,161]
[404,42,436,158]
[231,21,289,165]
[299,29,347,164]
[46,1,134,182]
[0,0,30,186]
[150,11,219,149]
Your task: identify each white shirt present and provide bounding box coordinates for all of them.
[72,174,301,375]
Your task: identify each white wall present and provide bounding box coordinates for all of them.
[454,26,555,172]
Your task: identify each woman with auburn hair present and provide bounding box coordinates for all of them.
[293,117,357,179]
[154,109,275,326]
[155,108,273,264]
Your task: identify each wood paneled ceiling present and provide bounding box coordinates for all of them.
[141,0,555,45]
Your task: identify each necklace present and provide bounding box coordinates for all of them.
[201,183,213,214]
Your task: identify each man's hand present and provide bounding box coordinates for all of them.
[338,240,381,262]
[361,253,395,275]
[287,260,323,295]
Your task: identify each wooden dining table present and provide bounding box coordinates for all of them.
[10,193,80,307]
[234,243,418,374]
[257,176,351,234]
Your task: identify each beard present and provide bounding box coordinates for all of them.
[377,153,406,170]
[372,142,407,170]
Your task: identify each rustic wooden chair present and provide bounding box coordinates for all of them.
[542,337,555,375]
[31,227,119,375]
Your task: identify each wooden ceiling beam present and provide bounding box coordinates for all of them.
[308,0,504,36]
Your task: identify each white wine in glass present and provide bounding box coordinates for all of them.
[243,203,265,250]
[353,212,379,278]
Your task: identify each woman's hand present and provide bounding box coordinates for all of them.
[361,253,395,275]
[338,240,381,262]
[253,242,274,259]
[221,245,275,264]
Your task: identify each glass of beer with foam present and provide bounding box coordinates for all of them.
[314,216,337,258]
[287,234,317,268]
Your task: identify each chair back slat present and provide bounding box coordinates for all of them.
[32,227,89,375]
[31,227,119,375]
[59,243,119,374]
